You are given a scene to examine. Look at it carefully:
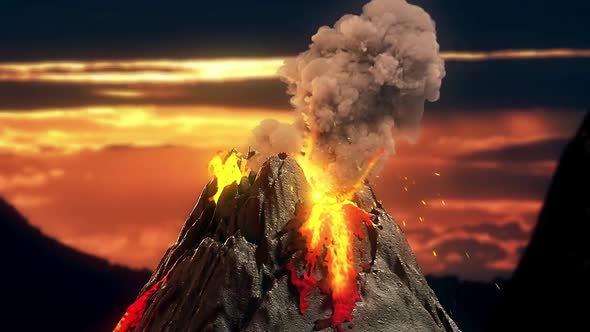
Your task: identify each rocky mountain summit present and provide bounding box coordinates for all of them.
[122,154,459,332]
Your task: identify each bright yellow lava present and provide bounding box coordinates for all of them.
[301,192,358,291]
[295,144,382,295]
[208,151,249,203]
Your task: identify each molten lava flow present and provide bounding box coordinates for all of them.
[291,148,383,330]
[113,273,169,332]
[208,151,249,203]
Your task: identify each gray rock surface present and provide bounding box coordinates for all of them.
[135,154,460,331]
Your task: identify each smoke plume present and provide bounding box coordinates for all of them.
[250,0,445,189]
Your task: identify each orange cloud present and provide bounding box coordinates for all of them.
[0,58,286,83]
[0,101,585,279]
[1,45,587,280]
[0,49,589,84]
[93,89,147,98]
[2,146,213,268]
[441,48,590,61]
[0,106,295,154]
[429,199,542,216]
[8,193,51,208]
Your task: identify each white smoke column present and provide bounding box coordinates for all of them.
[251,0,445,188]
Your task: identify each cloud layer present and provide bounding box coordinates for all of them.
[1,100,583,280]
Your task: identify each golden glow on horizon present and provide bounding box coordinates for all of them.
[1,108,579,278]
[0,49,588,84]
[0,40,584,282]
[93,88,184,98]
[93,89,146,98]
[429,199,542,215]
[0,58,285,83]
[441,48,590,61]
[0,106,295,154]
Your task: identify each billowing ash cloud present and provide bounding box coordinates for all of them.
[250,0,445,189]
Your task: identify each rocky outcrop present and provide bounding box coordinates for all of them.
[132,154,459,331]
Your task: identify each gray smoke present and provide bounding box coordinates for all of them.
[250,0,445,189]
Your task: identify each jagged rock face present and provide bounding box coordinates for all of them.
[135,155,460,332]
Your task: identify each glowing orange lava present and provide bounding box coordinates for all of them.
[207,147,383,329]
[208,151,249,203]
[114,272,169,332]
[291,148,383,330]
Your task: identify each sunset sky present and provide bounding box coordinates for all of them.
[1,0,589,281]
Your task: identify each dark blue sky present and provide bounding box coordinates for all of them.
[1,0,589,110]
[1,0,589,60]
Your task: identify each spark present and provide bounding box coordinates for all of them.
[421,200,427,206]
[432,250,437,257]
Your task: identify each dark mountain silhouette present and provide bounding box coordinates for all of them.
[486,112,590,331]
[0,197,151,332]
[428,276,505,332]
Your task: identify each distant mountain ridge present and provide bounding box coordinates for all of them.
[0,197,151,332]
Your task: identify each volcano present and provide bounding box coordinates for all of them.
[116,153,459,331]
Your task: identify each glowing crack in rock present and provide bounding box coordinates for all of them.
[113,273,169,332]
